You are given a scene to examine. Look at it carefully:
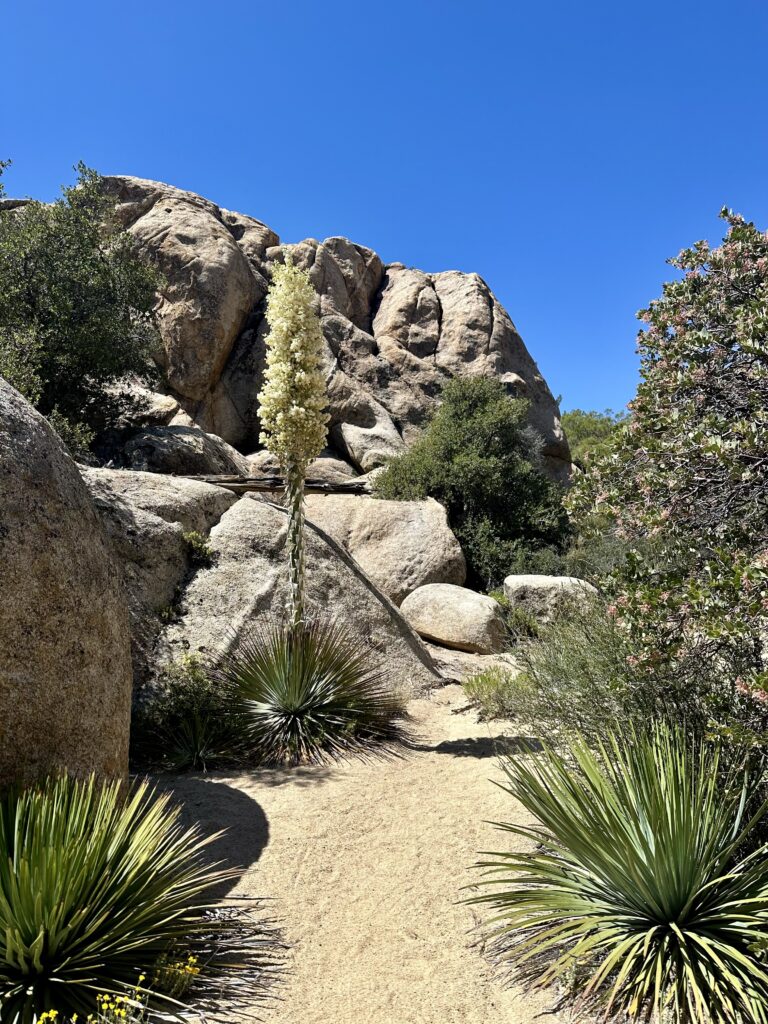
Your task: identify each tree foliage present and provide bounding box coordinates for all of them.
[375,377,570,589]
[560,407,628,468]
[0,163,159,454]
[569,210,768,722]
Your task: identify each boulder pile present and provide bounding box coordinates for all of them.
[102,175,571,482]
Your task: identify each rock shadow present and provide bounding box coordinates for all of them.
[153,773,270,900]
[414,735,542,759]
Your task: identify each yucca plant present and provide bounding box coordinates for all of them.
[0,775,276,1023]
[223,616,408,765]
[257,258,329,628]
[469,723,768,1024]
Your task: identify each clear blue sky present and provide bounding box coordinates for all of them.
[5,0,768,412]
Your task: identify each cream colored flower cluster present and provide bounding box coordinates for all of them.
[257,258,329,472]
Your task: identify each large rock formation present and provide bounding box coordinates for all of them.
[304,494,466,605]
[503,574,599,624]
[103,176,570,478]
[121,424,251,476]
[159,496,443,695]
[79,468,448,693]
[0,379,133,784]
[81,468,238,684]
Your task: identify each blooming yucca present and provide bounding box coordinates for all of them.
[257,257,329,626]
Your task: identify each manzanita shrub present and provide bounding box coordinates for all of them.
[569,210,768,740]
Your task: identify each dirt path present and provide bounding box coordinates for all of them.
[166,685,561,1024]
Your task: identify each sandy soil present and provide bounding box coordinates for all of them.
[163,685,562,1024]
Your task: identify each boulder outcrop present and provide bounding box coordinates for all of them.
[423,642,520,684]
[400,583,507,655]
[248,447,359,484]
[102,176,570,476]
[159,495,444,695]
[0,379,133,784]
[121,424,251,476]
[304,494,466,605]
[502,574,598,624]
[81,468,238,684]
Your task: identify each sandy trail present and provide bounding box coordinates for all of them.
[164,685,562,1024]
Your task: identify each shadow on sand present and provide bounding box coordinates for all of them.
[410,735,543,759]
[153,773,271,900]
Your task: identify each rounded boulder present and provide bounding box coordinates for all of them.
[0,379,133,785]
[400,583,506,654]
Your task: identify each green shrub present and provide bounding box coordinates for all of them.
[463,666,519,721]
[131,654,245,771]
[182,530,214,568]
[506,598,647,744]
[487,590,540,642]
[510,595,768,750]
[223,617,408,765]
[469,723,768,1024]
[0,775,274,1022]
[559,407,628,468]
[374,377,570,589]
[0,163,159,456]
[496,530,640,589]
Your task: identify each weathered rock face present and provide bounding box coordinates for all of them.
[81,468,238,685]
[83,467,238,535]
[423,642,520,684]
[107,177,267,401]
[503,574,599,624]
[0,379,132,784]
[248,447,359,484]
[121,424,252,476]
[304,494,466,605]
[400,583,507,655]
[159,495,444,695]
[102,176,570,475]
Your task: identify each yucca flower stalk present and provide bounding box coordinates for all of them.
[257,258,329,629]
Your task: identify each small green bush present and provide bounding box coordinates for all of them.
[510,596,768,750]
[463,666,519,721]
[0,775,274,1022]
[487,590,540,642]
[131,654,245,771]
[469,723,768,1024]
[223,617,408,765]
[374,377,570,589]
[559,407,628,468]
[506,598,644,744]
[182,530,214,568]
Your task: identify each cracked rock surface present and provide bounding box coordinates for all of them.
[103,176,571,478]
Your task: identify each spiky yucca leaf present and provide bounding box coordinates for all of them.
[223,617,408,765]
[469,724,768,1024]
[0,775,275,1023]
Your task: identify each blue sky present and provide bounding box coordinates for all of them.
[5,0,768,412]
